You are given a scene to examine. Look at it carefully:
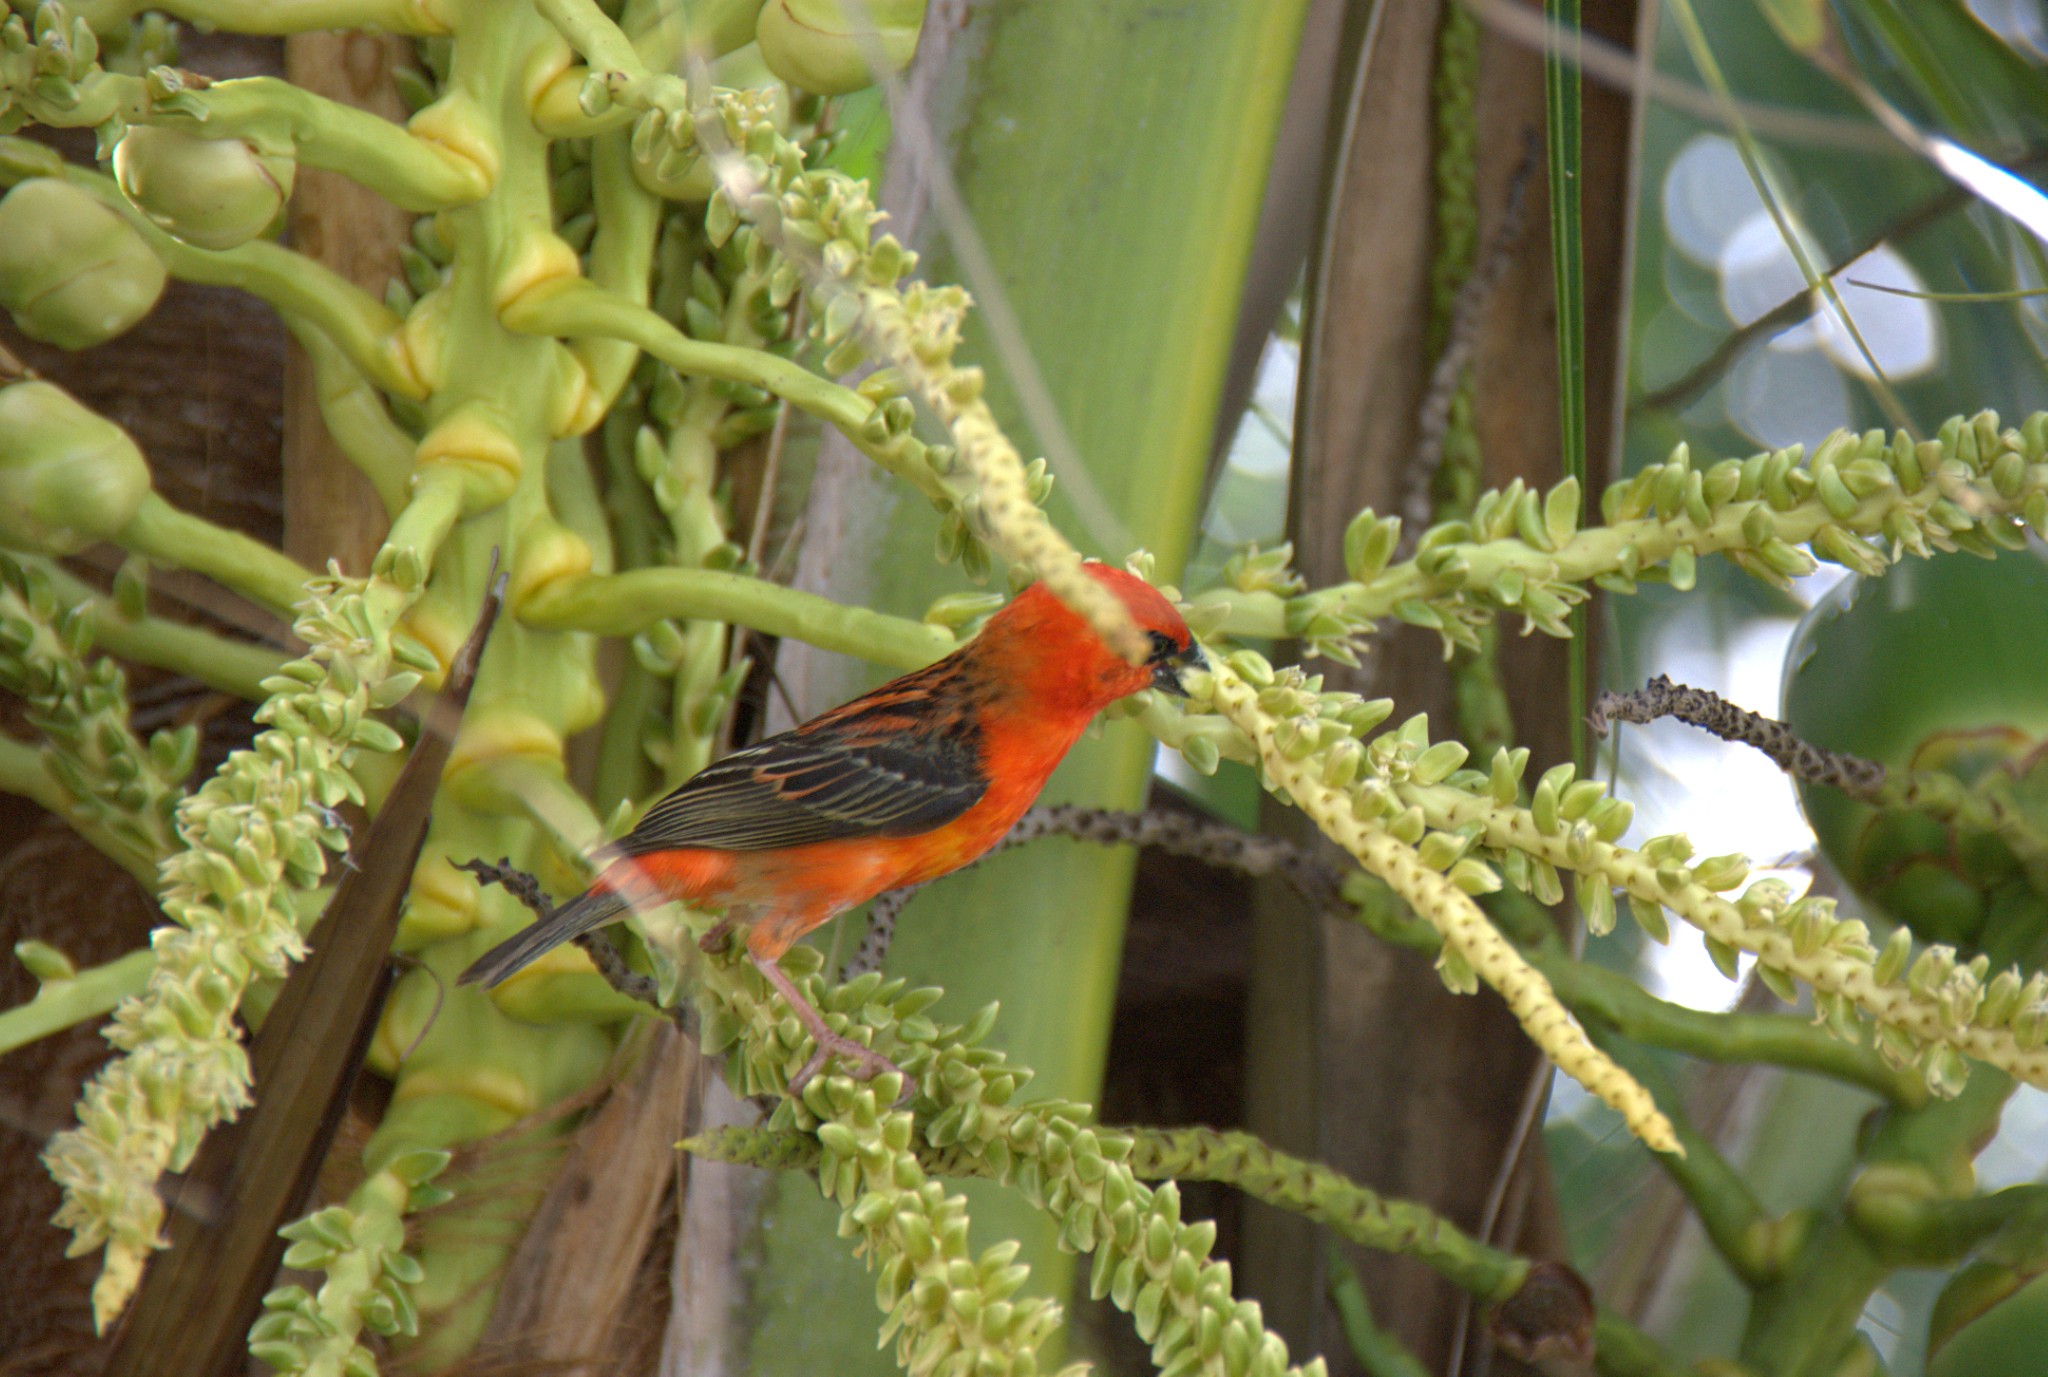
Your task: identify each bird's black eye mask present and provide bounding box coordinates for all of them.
[1145,630,1204,697]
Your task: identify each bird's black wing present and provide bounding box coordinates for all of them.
[616,660,989,855]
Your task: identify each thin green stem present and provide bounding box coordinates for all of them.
[500,279,950,503]
[18,74,485,211]
[1849,1178,2048,1264]
[285,324,414,514]
[0,948,155,1056]
[532,0,652,76]
[1544,0,1589,766]
[381,466,468,581]
[519,568,953,669]
[1540,953,1928,1106]
[1659,0,1914,436]
[1327,1247,1431,1377]
[118,494,319,615]
[29,559,282,700]
[1592,1028,1776,1286]
[71,0,451,34]
[1593,1314,1694,1377]
[0,734,65,815]
[6,152,422,400]
[576,129,662,413]
[0,736,161,885]
[1127,1127,1528,1300]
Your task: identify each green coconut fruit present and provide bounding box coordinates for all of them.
[1783,549,2048,953]
[1928,1268,2048,1377]
[756,0,924,96]
[0,377,152,556]
[112,124,295,252]
[0,179,166,348]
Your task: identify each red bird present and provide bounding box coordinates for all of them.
[459,563,1201,1090]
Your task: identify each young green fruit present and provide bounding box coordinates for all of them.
[0,179,166,349]
[112,126,296,251]
[756,0,925,96]
[0,379,152,555]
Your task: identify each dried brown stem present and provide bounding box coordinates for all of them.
[454,857,674,1017]
[1589,675,1887,801]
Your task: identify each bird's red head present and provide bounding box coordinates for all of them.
[976,562,1203,716]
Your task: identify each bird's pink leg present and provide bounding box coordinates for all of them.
[747,952,911,1102]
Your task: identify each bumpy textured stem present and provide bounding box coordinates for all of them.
[1595,676,2048,863]
[0,553,190,877]
[249,1149,453,1377]
[1202,659,1680,1155]
[1408,782,2048,1094]
[1126,1128,1526,1300]
[1591,676,1886,801]
[657,922,1331,1377]
[42,574,417,1327]
[1212,412,2048,655]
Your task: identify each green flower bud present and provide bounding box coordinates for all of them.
[0,378,151,555]
[757,0,925,96]
[112,125,296,251]
[0,179,166,349]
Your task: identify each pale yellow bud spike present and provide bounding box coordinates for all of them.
[1206,661,1684,1157]
[859,292,1148,664]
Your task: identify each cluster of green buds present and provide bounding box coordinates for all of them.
[0,553,191,877]
[1178,651,1682,1154]
[250,1146,453,1376]
[0,2,98,130]
[685,940,1326,1377]
[1197,413,2048,660]
[42,572,421,1327]
[1384,754,2048,1102]
[1143,620,2048,1118]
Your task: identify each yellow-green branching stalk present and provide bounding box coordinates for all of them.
[44,571,421,1327]
[0,552,192,880]
[695,1121,1532,1312]
[1192,654,1681,1156]
[1401,769,2048,1100]
[1205,413,2048,659]
[312,3,632,1358]
[524,7,1139,653]
[249,1147,453,1377]
[676,942,1330,1377]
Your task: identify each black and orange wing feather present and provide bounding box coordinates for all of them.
[616,660,990,855]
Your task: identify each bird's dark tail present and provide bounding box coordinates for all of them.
[456,888,631,988]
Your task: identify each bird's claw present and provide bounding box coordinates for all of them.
[788,1032,913,1106]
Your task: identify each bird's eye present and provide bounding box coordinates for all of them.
[1145,630,1179,662]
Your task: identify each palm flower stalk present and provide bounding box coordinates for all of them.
[43,570,421,1326]
[0,552,192,880]
[1192,654,1681,1155]
[1206,412,2048,659]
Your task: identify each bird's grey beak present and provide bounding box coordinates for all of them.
[1151,645,1204,698]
